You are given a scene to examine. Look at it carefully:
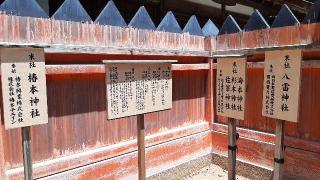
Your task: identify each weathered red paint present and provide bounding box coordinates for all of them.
[6,123,210,179]
[212,131,274,169]
[216,33,241,51]
[27,130,212,180]
[284,147,320,179]
[268,25,301,47]
[213,123,275,144]
[44,53,208,64]
[0,13,320,180]
[45,63,209,75]
[1,67,208,179]
[242,29,269,49]
[212,64,320,178]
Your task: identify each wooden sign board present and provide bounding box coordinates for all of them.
[1,48,48,129]
[216,58,247,120]
[262,50,302,122]
[105,63,172,119]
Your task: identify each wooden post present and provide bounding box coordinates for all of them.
[21,126,32,180]
[273,119,285,180]
[206,59,214,123]
[228,118,237,180]
[137,114,146,180]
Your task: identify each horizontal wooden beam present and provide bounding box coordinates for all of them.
[281,0,313,14]
[211,60,320,69]
[213,129,320,179]
[172,63,210,71]
[236,0,278,16]
[45,46,210,57]
[213,122,320,154]
[102,60,178,64]
[45,63,210,75]
[238,0,312,15]
[212,123,275,144]
[6,122,210,179]
[212,130,274,169]
[248,60,320,68]
[44,60,320,75]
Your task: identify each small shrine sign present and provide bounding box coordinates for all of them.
[216,58,247,120]
[1,48,48,129]
[105,62,172,119]
[262,49,302,122]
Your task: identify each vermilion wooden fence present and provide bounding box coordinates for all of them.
[0,1,320,179]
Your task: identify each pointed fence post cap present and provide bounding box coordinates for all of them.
[272,4,299,28]
[0,0,48,18]
[182,15,203,36]
[202,19,219,36]
[95,0,126,27]
[157,11,182,33]
[128,6,156,30]
[244,10,269,31]
[219,15,241,35]
[52,0,92,22]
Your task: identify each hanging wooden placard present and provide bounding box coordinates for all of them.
[1,48,48,129]
[262,49,302,122]
[216,58,247,120]
[105,63,172,119]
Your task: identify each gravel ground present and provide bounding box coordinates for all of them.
[184,164,251,180]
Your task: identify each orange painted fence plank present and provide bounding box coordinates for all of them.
[212,64,320,179]
[213,67,320,143]
[0,14,207,55]
[213,130,320,179]
[8,129,211,180]
[284,147,320,179]
[212,131,274,169]
[213,122,320,157]
[1,69,208,179]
